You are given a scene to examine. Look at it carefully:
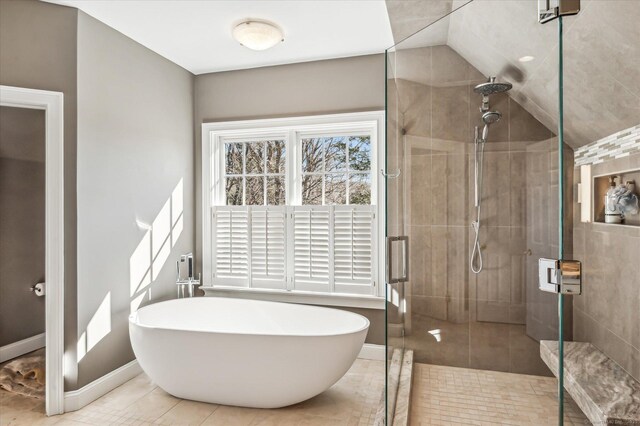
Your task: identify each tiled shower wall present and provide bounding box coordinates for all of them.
[573,137,640,382]
[388,45,572,375]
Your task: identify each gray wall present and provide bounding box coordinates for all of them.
[194,55,386,344]
[0,106,46,347]
[75,12,195,387]
[0,0,79,388]
[1,1,195,389]
[573,151,640,382]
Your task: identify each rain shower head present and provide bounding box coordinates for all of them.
[474,77,513,96]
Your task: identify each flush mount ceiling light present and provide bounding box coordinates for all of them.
[232,20,284,51]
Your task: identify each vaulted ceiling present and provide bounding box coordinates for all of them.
[386,0,640,148]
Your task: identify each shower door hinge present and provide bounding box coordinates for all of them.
[538,0,580,23]
[538,258,582,295]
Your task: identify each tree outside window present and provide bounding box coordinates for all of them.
[301,136,371,205]
[224,140,286,206]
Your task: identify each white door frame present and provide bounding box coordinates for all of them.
[0,85,65,415]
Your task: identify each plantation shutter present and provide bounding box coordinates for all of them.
[250,206,287,289]
[292,207,331,292]
[333,205,376,295]
[212,206,376,293]
[211,207,249,287]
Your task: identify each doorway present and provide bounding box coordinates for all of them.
[0,86,64,416]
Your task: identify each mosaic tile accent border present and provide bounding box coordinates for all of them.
[575,123,640,166]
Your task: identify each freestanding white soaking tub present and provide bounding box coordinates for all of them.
[129,297,369,408]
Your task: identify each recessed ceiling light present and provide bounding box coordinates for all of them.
[518,55,535,63]
[232,20,284,51]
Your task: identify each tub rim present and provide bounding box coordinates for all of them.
[128,297,370,338]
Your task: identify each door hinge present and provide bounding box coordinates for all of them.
[538,258,582,295]
[538,0,580,24]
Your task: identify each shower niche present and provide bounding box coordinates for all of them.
[592,169,640,226]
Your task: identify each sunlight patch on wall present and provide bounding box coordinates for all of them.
[76,333,86,362]
[77,292,111,361]
[152,199,172,280]
[130,291,147,314]
[128,179,184,314]
[171,179,184,247]
[129,230,151,297]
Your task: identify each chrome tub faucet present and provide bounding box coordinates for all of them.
[176,253,200,298]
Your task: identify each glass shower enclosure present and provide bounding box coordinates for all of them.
[384,1,583,424]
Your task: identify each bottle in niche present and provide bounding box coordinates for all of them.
[604,175,622,223]
[617,180,639,221]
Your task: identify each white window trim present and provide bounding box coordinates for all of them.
[201,111,385,309]
[201,286,385,310]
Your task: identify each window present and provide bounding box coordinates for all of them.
[301,136,372,205]
[202,112,384,303]
[224,139,286,206]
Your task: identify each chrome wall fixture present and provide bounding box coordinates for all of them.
[176,253,200,298]
[538,0,580,23]
[470,78,512,274]
[538,258,582,295]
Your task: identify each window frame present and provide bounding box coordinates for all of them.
[299,132,374,206]
[201,111,385,309]
[222,139,286,206]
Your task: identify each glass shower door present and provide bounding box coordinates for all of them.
[383,1,580,423]
[383,46,408,425]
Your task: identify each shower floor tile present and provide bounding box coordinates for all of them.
[0,358,384,426]
[410,363,589,425]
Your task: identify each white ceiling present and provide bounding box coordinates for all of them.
[43,0,394,75]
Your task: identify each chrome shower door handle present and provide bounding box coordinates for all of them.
[386,236,409,284]
[380,168,401,179]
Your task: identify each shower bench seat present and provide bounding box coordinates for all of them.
[540,340,640,425]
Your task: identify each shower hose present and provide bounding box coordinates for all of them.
[470,132,485,274]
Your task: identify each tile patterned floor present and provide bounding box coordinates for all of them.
[1,358,593,425]
[409,363,590,425]
[0,359,384,426]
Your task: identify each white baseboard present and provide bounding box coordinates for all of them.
[358,343,385,361]
[64,359,142,412]
[0,333,46,363]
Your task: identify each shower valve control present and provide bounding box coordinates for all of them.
[538,258,582,295]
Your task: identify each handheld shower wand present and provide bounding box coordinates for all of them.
[471,126,485,274]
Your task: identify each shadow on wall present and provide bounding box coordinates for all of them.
[76,179,184,363]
